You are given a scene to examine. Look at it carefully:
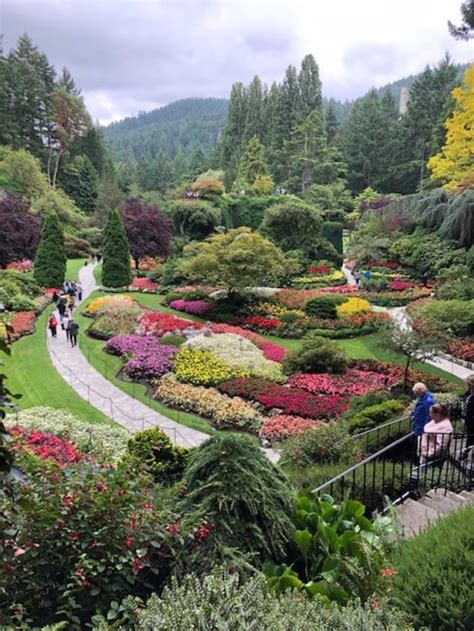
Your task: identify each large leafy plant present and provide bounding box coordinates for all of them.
[265,494,391,604]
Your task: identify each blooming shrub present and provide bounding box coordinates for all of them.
[447,338,474,363]
[83,294,135,318]
[173,347,247,386]
[131,255,163,271]
[130,277,159,292]
[361,287,431,307]
[289,369,390,397]
[169,298,213,316]
[185,333,285,382]
[138,311,203,336]
[281,423,357,467]
[336,297,371,317]
[387,280,418,291]
[218,378,349,420]
[11,407,130,462]
[233,315,282,331]
[10,426,84,467]
[7,259,33,272]
[250,301,304,319]
[155,373,263,431]
[9,311,36,337]
[306,264,332,274]
[259,415,320,442]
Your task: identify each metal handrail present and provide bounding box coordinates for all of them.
[352,414,411,438]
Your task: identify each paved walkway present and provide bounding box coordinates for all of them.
[46,264,209,448]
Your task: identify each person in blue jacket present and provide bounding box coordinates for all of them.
[412,382,435,436]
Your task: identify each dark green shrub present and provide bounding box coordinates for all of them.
[284,336,348,374]
[393,504,474,631]
[127,427,189,483]
[64,233,93,258]
[304,295,342,319]
[279,311,301,323]
[179,433,294,569]
[182,289,209,300]
[160,334,186,347]
[102,208,132,288]
[347,400,406,434]
[281,423,357,467]
[164,290,183,304]
[34,212,66,288]
[346,391,391,416]
[322,221,343,254]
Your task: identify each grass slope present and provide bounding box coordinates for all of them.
[66,258,87,282]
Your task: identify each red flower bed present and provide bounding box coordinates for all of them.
[370,261,402,269]
[138,311,203,336]
[306,264,332,274]
[259,340,287,363]
[259,415,320,442]
[44,287,62,295]
[232,315,281,331]
[388,280,418,291]
[218,377,349,420]
[448,339,474,363]
[130,277,159,292]
[289,369,390,396]
[10,427,84,467]
[10,311,36,336]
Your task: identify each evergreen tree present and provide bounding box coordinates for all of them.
[57,67,80,96]
[69,126,109,174]
[237,135,269,184]
[220,82,247,184]
[94,172,123,226]
[34,212,66,288]
[102,208,132,287]
[190,148,208,177]
[136,155,153,190]
[448,1,474,40]
[59,155,99,213]
[325,102,339,145]
[297,54,322,121]
[243,75,264,144]
[151,152,174,192]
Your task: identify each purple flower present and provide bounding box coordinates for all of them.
[169,299,212,316]
[106,335,177,380]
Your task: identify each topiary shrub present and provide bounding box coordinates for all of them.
[33,212,66,288]
[102,208,132,288]
[393,504,474,631]
[127,427,189,484]
[284,336,348,374]
[304,295,344,319]
[179,433,294,571]
[347,400,406,434]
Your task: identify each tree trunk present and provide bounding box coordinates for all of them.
[134,257,140,270]
[52,151,61,189]
[403,356,411,392]
[47,147,54,187]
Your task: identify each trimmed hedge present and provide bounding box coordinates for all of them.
[393,504,474,631]
[347,400,406,433]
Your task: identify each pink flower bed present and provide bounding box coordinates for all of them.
[259,340,287,363]
[7,259,32,272]
[106,334,177,379]
[10,427,84,466]
[289,369,390,396]
[259,415,320,442]
[138,311,203,336]
[130,277,159,292]
[169,299,213,316]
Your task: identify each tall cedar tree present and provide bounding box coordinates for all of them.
[0,193,41,268]
[237,136,269,184]
[121,197,173,268]
[34,212,66,288]
[102,208,132,287]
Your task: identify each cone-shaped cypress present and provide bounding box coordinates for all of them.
[33,212,66,288]
[102,208,132,287]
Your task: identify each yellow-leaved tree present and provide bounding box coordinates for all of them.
[428,64,474,192]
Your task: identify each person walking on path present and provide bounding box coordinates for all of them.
[363,268,372,282]
[461,374,474,460]
[48,314,58,338]
[76,281,83,301]
[354,270,361,285]
[57,296,66,323]
[68,318,79,348]
[62,309,71,341]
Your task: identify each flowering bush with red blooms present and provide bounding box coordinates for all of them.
[259,340,287,363]
[233,315,281,331]
[10,426,84,467]
[388,280,418,291]
[289,368,391,397]
[131,256,163,271]
[7,259,33,272]
[9,311,36,337]
[0,463,207,628]
[138,311,203,336]
[306,264,332,274]
[43,287,62,295]
[130,277,159,292]
[259,415,320,442]
[218,377,349,419]
[448,338,474,363]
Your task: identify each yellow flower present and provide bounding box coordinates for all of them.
[336,297,371,317]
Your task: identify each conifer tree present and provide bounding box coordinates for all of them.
[237,135,269,184]
[34,212,66,288]
[297,54,323,121]
[102,208,132,288]
[243,76,264,144]
[325,102,339,145]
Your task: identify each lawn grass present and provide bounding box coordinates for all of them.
[3,308,110,424]
[93,264,102,286]
[66,258,87,282]
[75,292,213,435]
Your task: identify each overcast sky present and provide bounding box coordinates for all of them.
[2,0,473,125]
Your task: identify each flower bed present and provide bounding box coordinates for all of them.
[130,277,160,292]
[88,303,144,339]
[10,426,84,467]
[349,359,456,393]
[387,280,418,291]
[184,333,285,382]
[7,259,33,272]
[218,377,349,420]
[306,264,333,274]
[154,373,262,432]
[106,333,177,380]
[259,415,320,442]
[448,338,474,363]
[83,295,136,318]
[335,297,370,317]
[138,311,204,336]
[361,287,431,307]
[174,347,247,386]
[276,286,358,309]
[169,298,213,316]
[207,322,286,362]
[291,270,346,289]
[233,315,281,331]
[9,310,36,337]
[288,369,390,397]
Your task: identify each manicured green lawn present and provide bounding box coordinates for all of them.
[93,264,102,285]
[3,308,109,424]
[66,258,87,282]
[75,292,213,435]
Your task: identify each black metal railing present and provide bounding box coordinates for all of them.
[314,432,473,514]
[353,414,411,455]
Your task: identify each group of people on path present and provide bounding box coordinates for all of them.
[411,376,474,463]
[48,280,81,347]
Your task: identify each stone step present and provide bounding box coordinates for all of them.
[458,490,474,503]
[417,492,460,517]
[396,498,439,538]
[443,489,468,506]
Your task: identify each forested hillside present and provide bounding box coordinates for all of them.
[103,98,228,162]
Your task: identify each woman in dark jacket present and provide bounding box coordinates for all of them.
[461,374,474,459]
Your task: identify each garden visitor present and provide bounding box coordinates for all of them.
[48,314,58,338]
[461,374,474,460]
[57,296,67,322]
[363,268,372,281]
[412,382,435,459]
[52,291,59,304]
[62,309,71,340]
[354,270,361,285]
[68,318,79,348]
[76,281,83,301]
[420,403,453,464]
